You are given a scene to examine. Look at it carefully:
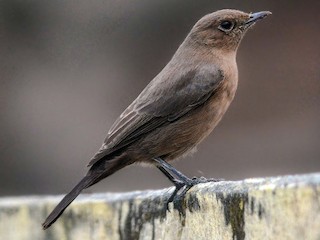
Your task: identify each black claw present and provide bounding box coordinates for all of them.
[166,191,176,211]
[165,176,224,212]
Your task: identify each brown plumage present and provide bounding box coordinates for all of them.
[42,9,271,229]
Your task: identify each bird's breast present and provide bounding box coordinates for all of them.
[192,72,238,142]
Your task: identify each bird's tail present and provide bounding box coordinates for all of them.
[42,176,93,230]
[42,153,131,230]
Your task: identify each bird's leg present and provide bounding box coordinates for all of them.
[154,157,222,206]
[154,157,193,184]
[156,166,185,208]
[156,166,185,188]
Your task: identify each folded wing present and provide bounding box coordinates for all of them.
[88,65,224,166]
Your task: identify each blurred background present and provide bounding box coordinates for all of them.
[0,0,319,196]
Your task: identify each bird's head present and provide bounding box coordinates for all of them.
[188,9,271,51]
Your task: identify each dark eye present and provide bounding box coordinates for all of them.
[218,21,234,31]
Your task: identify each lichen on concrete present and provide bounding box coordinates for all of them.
[1,173,320,240]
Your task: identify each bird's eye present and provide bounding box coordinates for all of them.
[218,21,234,32]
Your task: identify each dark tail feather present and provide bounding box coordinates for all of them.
[42,176,92,230]
[42,154,131,230]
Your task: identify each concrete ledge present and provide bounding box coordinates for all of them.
[1,173,320,240]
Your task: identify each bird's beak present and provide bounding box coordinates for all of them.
[245,11,272,25]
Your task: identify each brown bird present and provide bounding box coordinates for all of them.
[42,9,271,229]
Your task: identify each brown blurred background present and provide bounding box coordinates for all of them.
[0,1,319,196]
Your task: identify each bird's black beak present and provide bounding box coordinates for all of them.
[245,11,272,25]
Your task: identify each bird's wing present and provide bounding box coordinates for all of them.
[88,65,224,166]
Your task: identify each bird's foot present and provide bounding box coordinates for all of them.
[165,176,223,211]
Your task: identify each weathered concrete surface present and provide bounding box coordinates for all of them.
[0,173,319,240]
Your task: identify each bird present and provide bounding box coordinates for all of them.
[42,9,271,229]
